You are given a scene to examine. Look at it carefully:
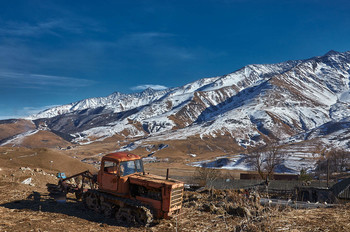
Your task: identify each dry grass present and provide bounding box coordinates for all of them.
[0,147,97,176]
[0,119,35,141]
[18,130,72,148]
[1,144,350,231]
[237,204,350,232]
[1,160,350,232]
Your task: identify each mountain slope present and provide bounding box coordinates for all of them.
[19,50,350,151]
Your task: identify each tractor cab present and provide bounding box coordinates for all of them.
[97,152,144,194]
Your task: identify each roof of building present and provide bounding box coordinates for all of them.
[331,178,350,199]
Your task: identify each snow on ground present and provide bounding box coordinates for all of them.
[339,90,350,103]
[71,122,146,145]
[0,130,39,146]
[189,152,318,174]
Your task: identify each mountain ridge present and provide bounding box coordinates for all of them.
[5,50,350,152]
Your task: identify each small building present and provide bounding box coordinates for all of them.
[331,178,350,202]
[295,186,335,203]
[295,178,350,203]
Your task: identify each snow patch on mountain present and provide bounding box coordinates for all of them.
[0,130,39,146]
[29,88,172,120]
[23,50,350,154]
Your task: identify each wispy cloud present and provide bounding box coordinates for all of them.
[0,105,58,120]
[127,32,175,41]
[115,32,196,61]
[23,105,58,115]
[0,72,96,88]
[0,18,101,37]
[0,115,22,120]
[131,84,168,91]
[0,20,62,37]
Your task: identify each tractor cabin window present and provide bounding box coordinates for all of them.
[104,161,118,174]
[120,160,144,176]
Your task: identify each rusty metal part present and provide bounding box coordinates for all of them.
[48,151,184,227]
[115,208,135,225]
[100,201,114,217]
[103,152,141,162]
[133,206,153,226]
[84,189,154,227]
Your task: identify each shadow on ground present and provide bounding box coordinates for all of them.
[0,191,137,228]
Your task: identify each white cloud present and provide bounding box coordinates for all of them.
[0,19,101,37]
[0,20,62,37]
[0,115,20,120]
[22,105,59,117]
[0,105,58,120]
[131,84,168,91]
[127,32,175,41]
[115,32,196,61]
[0,72,96,88]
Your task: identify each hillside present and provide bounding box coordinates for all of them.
[2,50,350,173]
[0,119,36,143]
[26,50,350,148]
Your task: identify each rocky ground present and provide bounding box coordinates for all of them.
[1,162,350,231]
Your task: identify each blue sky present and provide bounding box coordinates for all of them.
[1,0,350,119]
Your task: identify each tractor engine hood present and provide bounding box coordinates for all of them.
[128,173,184,189]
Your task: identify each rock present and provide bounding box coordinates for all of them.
[21,178,32,185]
[20,167,31,171]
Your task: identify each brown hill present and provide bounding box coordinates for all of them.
[14,130,72,149]
[0,147,97,175]
[0,119,35,141]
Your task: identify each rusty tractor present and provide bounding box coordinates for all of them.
[47,152,184,226]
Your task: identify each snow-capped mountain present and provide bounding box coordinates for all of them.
[30,50,350,149]
[30,88,171,119]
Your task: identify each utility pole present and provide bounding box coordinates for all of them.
[327,159,329,188]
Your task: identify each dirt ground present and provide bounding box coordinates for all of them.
[1,148,350,232]
[0,166,242,232]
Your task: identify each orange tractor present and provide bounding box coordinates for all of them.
[48,152,184,226]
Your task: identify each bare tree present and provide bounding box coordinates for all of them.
[335,149,350,172]
[247,143,285,182]
[193,164,221,187]
[247,147,265,180]
[316,148,350,176]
